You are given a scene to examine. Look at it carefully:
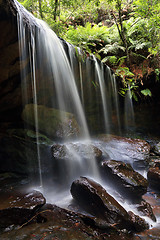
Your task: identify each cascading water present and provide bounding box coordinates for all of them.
[124,85,135,132]
[92,55,110,133]
[15,1,101,190]
[5,0,158,231]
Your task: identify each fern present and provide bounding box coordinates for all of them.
[129,39,152,51]
[141,89,152,97]
[102,55,117,64]
[100,43,125,55]
[65,23,111,47]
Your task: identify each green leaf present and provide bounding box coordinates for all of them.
[141,89,152,97]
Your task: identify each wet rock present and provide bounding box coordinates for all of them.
[51,142,102,160]
[22,104,80,139]
[71,176,128,223]
[101,160,148,197]
[136,200,156,222]
[0,190,46,230]
[51,142,102,185]
[135,226,160,240]
[147,167,160,190]
[0,208,33,229]
[128,211,149,232]
[0,190,46,210]
[7,128,53,145]
[70,176,149,232]
[97,134,150,162]
[0,203,109,240]
[152,142,160,156]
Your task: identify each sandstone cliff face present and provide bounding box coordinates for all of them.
[0,1,22,123]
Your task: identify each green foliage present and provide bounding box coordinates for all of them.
[50,21,67,37]
[17,0,159,101]
[18,0,38,14]
[115,66,139,101]
[133,0,160,55]
[102,55,117,65]
[141,89,152,97]
[65,22,110,53]
[155,69,160,81]
[100,43,125,55]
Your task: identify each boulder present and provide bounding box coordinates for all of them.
[153,142,160,156]
[136,200,156,222]
[97,134,150,163]
[51,142,102,186]
[71,176,129,224]
[22,104,80,139]
[51,142,102,160]
[70,176,149,232]
[128,211,149,232]
[101,160,148,198]
[0,190,46,230]
[147,167,160,190]
[0,202,132,240]
[0,190,45,211]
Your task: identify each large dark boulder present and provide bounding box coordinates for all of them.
[22,104,80,139]
[71,176,149,232]
[0,190,46,230]
[101,160,148,198]
[0,202,132,240]
[147,167,160,190]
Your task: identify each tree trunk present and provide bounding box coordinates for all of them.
[54,0,59,21]
[118,6,130,67]
[38,0,43,19]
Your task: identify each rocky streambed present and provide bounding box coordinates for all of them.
[1,133,160,239]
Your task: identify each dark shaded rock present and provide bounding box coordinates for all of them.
[147,167,160,190]
[0,203,124,240]
[0,130,52,175]
[71,176,128,223]
[0,208,33,229]
[22,104,80,139]
[70,176,149,232]
[153,160,160,168]
[7,128,53,145]
[101,160,148,198]
[136,200,156,222]
[0,190,46,210]
[0,190,46,230]
[149,155,160,168]
[128,211,149,232]
[152,142,160,156]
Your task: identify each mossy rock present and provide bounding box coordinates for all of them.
[0,129,52,176]
[22,104,80,139]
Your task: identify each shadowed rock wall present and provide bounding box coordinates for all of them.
[0,0,22,124]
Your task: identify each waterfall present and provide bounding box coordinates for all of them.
[15,1,102,188]
[15,0,125,191]
[124,86,135,132]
